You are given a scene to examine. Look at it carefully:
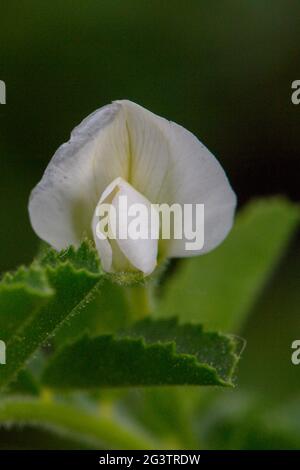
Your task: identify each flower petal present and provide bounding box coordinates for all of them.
[29,102,128,250]
[158,120,236,256]
[115,100,171,203]
[92,177,158,275]
[117,100,236,256]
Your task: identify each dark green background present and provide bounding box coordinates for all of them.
[0,0,300,448]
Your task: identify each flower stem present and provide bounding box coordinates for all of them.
[0,398,157,449]
[126,283,152,321]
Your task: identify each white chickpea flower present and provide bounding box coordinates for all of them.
[29,100,236,276]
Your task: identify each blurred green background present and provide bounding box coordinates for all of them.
[0,0,300,449]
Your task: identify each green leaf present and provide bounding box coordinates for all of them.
[53,278,131,346]
[39,240,101,274]
[195,393,300,450]
[0,241,103,389]
[0,266,53,342]
[8,370,40,396]
[42,318,243,388]
[157,198,300,332]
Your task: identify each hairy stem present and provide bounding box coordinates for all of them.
[0,397,157,449]
[126,283,152,321]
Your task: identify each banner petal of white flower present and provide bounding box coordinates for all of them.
[116,100,170,204]
[117,101,236,256]
[28,103,127,250]
[160,120,236,256]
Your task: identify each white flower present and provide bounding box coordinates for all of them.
[29,100,236,275]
